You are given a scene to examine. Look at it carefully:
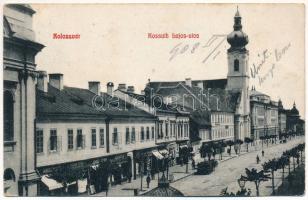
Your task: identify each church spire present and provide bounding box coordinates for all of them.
[227,7,248,52]
[233,6,242,31]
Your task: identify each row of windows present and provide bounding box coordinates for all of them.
[36,126,155,154]
[211,114,233,124]
[157,122,189,139]
[212,128,233,139]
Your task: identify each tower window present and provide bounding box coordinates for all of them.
[234,59,239,72]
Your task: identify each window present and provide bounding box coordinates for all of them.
[165,123,168,136]
[113,128,118,145]
[151,127,155,140]
[91,129,96,148]
[67,129,73,150]
[141,127,145,141]
[4,91,14,141]
[126,128,130,144]
[234,59,239,71]
[146,127,150,140]
[77,129,84,149]
[50,129,57,151]
[131,127,136,143]
[36,129,44,153]
[99,128,104,147]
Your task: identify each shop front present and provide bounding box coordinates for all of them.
[133,146,166,180]
[37,153,131,196]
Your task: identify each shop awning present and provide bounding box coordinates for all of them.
[159,149,169,155]
[41,175,63,191]
[152,150,164,160]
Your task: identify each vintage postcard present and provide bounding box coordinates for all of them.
[1,2,306,198]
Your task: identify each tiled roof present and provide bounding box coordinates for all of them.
[146,83,239,113]
[37,85,156,121]
[147,78,227,92]
[142,185,184,197]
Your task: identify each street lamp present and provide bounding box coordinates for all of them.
[237,175,247,191]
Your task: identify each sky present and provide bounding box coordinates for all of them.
[31,4,305,118]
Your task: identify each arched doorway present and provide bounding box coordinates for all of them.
[4,168,16,195]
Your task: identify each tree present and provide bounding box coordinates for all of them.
[242,168,270,196]
[297,143,305,163]
[225,140,234,156]
[263,158,279,195]
[290,148,299,171]
[244,137,252,152]
[200,143,214,162]
[235,139,243,155]
[218,141,227,160]
[283,150,291,174]
[277,155,289,184]
[259,136,265,149]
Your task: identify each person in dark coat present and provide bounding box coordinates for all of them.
[146,176,151,188]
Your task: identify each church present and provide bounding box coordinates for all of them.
[142,8,251,153]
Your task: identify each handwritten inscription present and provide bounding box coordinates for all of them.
[251,43,291,86]
[168,35,227,63]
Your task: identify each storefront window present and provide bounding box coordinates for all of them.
[36,129,44,153]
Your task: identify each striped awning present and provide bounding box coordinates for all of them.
[41,175,63,191]
[152,150,164,160]
[159,149,169,155]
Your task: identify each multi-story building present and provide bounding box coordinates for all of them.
[3,4,44,196]
[144,80,237,160]
[286,102,301,132]
[278,99,287,138]
[114,85,190,165]
[35,75,159,195]
[250,87,279,140]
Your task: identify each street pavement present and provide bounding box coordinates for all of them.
[171,136,305,196]
[86,136,304,196]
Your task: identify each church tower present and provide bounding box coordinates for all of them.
[226,8,250,140]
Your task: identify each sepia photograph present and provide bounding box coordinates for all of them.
[2,2,306,197]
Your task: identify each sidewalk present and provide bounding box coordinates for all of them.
[86,136,304,196]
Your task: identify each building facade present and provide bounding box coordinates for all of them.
[250,88,279,140]
[35,76,159,195]
[3,4,44,196]
[278,99,287,138]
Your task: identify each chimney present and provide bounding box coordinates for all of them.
[107,82,114,96]
[37,70,48,92]
[118,83,127,91]
[127,86,135,93]
[185,78,192,87]
[88,81,101,95]
[49,73,63,90]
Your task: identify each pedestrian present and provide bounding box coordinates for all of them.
[262,150,264,157]
[146,175,151,188]
[192,159,195,169]
[256,155,260,164]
